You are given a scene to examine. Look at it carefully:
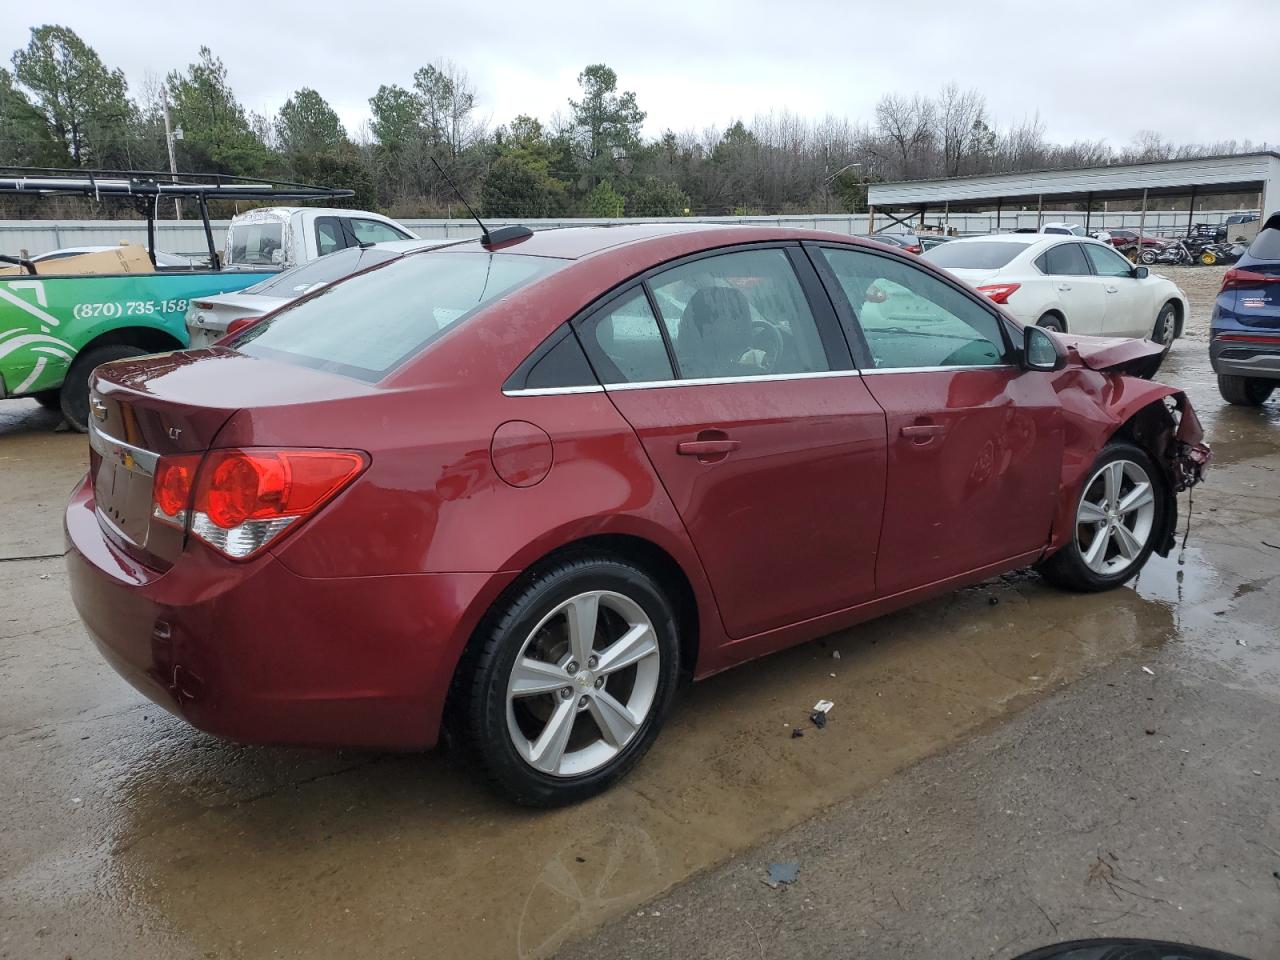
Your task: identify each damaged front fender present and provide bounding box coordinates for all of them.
[1060,332,1170,380]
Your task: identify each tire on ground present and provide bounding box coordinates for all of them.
[59,344,150,432]
[1217,374,1275,407]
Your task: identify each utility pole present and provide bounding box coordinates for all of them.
[161,90,182,220]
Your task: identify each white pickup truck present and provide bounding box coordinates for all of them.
[223,207,418,270]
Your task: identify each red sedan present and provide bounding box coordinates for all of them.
[66,224,1209,806]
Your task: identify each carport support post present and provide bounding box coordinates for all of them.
[995,197,1002,232]
[1137,189,1148,248]
[867,205,876,234]
[1036,195,1043,231]
[1084,194,1092,233]
[1187,185,1198,236]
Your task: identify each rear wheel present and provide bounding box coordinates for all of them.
[59,344,149,432]
[1138,249,1158,265]
[1151,302,1177,347]
[1199,250,1218,266]
[1039,443,1166,592]
[1217,374,1275,407]
[462,553,681,806]
[1036,313,1065,333]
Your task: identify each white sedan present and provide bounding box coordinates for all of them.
[923,234,1188,344]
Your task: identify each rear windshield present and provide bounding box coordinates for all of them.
[234,250,565,381]
[242,246,397,298]
[923,241,1025,270]
[1247,227,1280,260]
[228,221,285,266]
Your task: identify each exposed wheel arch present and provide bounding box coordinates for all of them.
[77,325,185,357]
[1036,310,1066,332]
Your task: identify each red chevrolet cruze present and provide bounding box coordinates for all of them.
[66,224,1209,805]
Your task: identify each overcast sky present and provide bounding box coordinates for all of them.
[5,1,1278,150]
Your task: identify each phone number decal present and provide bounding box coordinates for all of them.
[72,299,189,320]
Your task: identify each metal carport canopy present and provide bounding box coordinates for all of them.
[867,151,1280,216]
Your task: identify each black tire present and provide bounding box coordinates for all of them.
[1151,302,1177,347]
[33,388,61,410]
[1038,442,1168,593]
[461,553,681,807]
[1138,249,1158,265]
[58,344,149,432]
[1217,374,1275,407]
[1036,313,1065,333]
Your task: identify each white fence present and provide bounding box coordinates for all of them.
[0,208,1258,258]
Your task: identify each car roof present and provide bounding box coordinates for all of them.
[442,222,853,261]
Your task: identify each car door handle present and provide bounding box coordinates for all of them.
[1057,283,1072,291]
[900,424,946,442]
[677,439,741,457]
[1105,285,1119,293]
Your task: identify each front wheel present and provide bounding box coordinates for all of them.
[1138,249,1158,265]
[462,554,681,806]
[1039,443,1166,592]
[1199,250,1218,266]
[1218,374,1275,407]
[1151,303,1177,347]
[59,344,149,432]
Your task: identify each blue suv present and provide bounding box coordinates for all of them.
[1211,213,1280,405]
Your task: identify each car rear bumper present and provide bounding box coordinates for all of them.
[65,475,509,750]
[1210,335,1280,379]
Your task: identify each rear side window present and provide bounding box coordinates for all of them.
[1036,243,1091,276]
[577,289,675,385]
[923,241,1024,270]
[648,248,831,380]
[236,251,565,381]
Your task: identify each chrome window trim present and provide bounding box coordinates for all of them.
[860,363,1016,375]
[502,384,606,397]
[605,369,863,391]
[88,420,159,476]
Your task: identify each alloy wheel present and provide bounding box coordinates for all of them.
[1075,459,1157,576]
[505,590,661,778]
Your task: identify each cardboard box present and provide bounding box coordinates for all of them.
[0,242,156,277]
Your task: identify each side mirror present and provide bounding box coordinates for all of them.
[1132,265,1149,279]
[1023,325,1066,372]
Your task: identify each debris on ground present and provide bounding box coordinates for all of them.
[988,596,999,606]
[791,728,804,739]
[1145,729,1156,736]
[810,711,827,729]
[1237,638,1248,647]
[1141,666,1156,676]
[763,861,800,888]
[831,650,841,660]
[813,699,834,714]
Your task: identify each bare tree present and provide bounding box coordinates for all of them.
[874,93,936,178]
[936,83,987,177]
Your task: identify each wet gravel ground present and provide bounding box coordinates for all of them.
[2,265,1278,959]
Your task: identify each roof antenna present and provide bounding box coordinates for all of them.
[431,157,531,248]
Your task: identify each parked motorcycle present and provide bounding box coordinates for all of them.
[1139,239,1194,266]
[1194,241,1239,266]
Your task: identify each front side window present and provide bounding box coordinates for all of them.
[818,246,1007,370]
[315,216,347,257]
[577,289,674,385]
[1037,242,1091,276]
[647,248,830,380]
[1082,243,1135,278]
[350,218,410,244]
[236,251,564,381]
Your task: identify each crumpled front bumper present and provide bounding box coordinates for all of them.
[1170,393,1211,492]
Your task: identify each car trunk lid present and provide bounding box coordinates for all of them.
[87,348,373,568]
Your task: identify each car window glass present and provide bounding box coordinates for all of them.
[1082,243,1135,278]
[228,221,284,265]
[648,248,830,380]
[236,251,564,382]
[315,216,346,257]
[818,246,1007,370]
[1037,242,1091,276]
[923,241,1024,270]
[1248,226,1280,259]
[242,247,396,297]
[350,219,409,244]
[577,289,675,384]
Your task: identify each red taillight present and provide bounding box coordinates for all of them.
[1221,268,1280,292]
[905,244,923,254]
[152,454,201,526]
[975,283,1022,304]
[225,316,259,337]
[150,448,368,559]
